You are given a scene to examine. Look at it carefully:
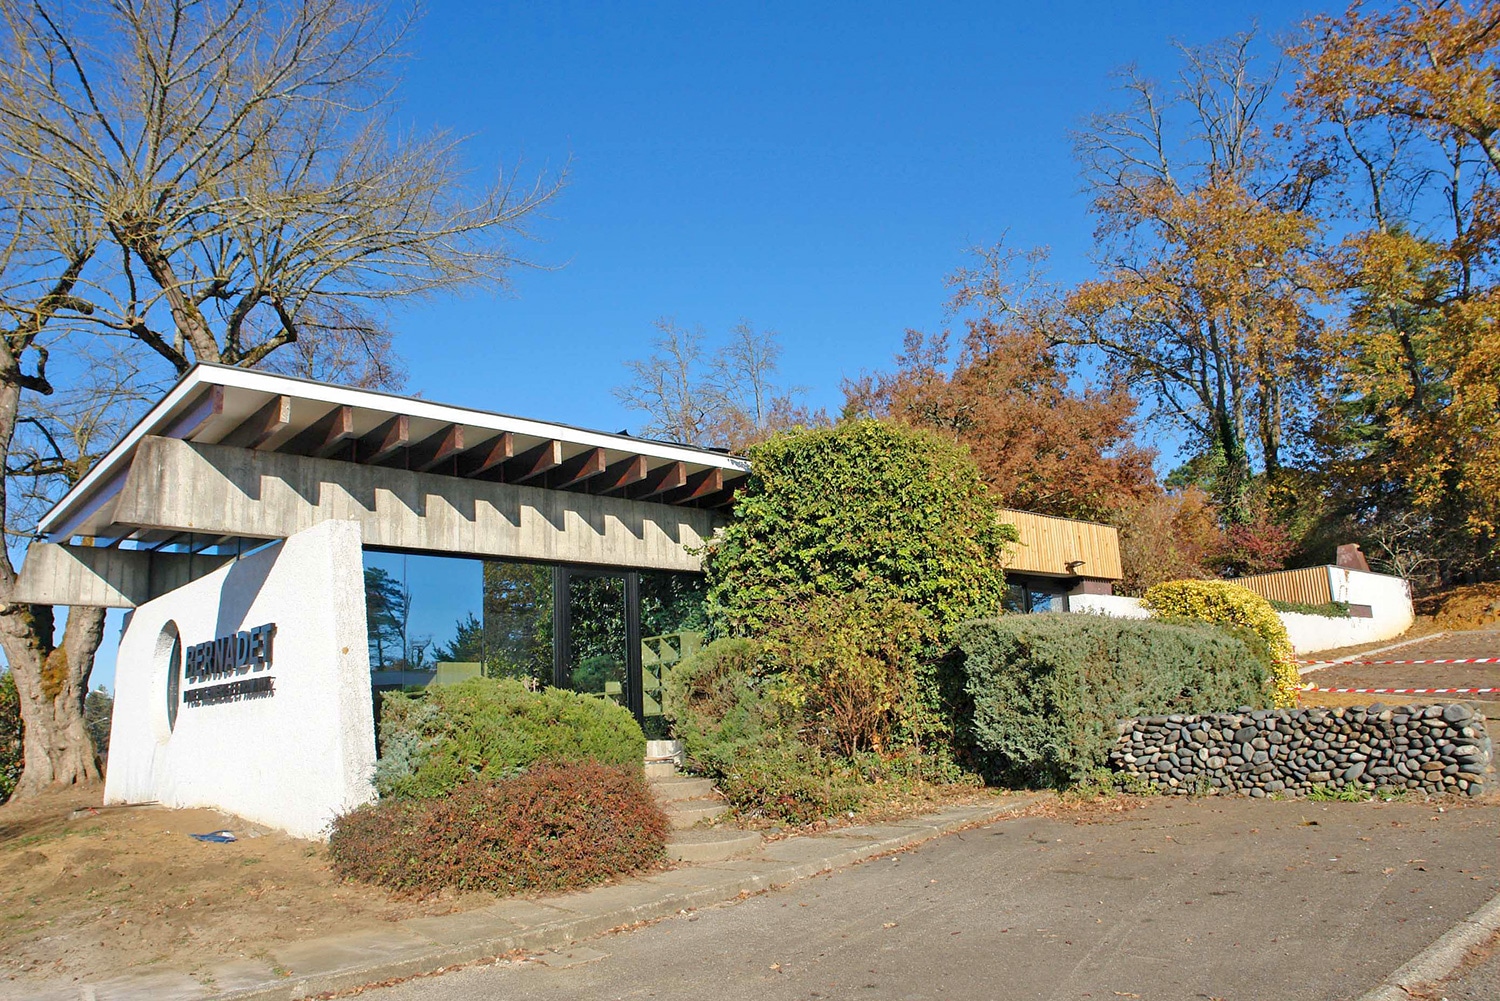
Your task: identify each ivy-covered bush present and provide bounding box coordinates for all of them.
[376,677,644,799]
[763,590,941,757]
[1268,599,1351,619]
[704,420,1015,639]
[329,763,666,893]
[957,614,1268,788]
[1142,579,1300,707]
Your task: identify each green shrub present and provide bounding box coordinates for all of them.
[1142,579,1300,707]
[763,590,941,756]
[703,420,1015,641]
[1268,599,1352,619]
[663,638,772,774]
[956,615,1268,788]
[329,763,666,893]
[664,638,873,823]
[0,671,19,802]
[714,744,865,825]
[376,677,644,799]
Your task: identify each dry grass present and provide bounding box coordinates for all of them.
[0,788,495,986]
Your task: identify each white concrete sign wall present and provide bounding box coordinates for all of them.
[105,520,376,839]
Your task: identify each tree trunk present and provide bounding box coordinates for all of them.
[1214,408,1254,525]
[0,368,109,798]
[3,602,107,795]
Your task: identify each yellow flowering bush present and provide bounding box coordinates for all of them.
[1142,579,1300,708]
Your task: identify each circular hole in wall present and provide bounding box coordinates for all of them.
[154,621,182,739]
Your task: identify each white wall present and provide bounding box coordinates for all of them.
[105,520,376,839]
[1067,594,1150,619]
[1067,570,1415,656]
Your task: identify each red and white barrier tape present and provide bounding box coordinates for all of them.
[1302,685,1499,695]
[1297,657,1499,667]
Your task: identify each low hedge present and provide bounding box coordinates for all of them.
[329,762,667,893]
[376,677,645,799]
[1268,598,1351,619]
[956,614,1268,788]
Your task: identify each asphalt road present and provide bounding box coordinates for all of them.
[363,797,1500,1001]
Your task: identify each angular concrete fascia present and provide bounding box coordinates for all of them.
[12,543,233,608]
[110,436,723,573]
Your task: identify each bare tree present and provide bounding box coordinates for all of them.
[0,0,561,375]
[615,319,717,445]
[616,318,817,450]
[0,0,563,796]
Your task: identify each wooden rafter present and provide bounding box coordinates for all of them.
[503,439,563,483]
[455,432,513,478]
[544,447,606,489]
[162,386,224,439]
[219,395,292,449]
[360,415,409,464]
[627,461,687,500]
[590,455,648,494]
[695,481,743,509]
[283,405,356,458]
[662,467,723,504]
[409,424,465,473]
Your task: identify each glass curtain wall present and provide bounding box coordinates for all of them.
[361,552,707,730]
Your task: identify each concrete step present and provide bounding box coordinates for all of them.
[666,828,763,863]
[644,760,679,780]
[650,776,715,802]
[666,801,729,829]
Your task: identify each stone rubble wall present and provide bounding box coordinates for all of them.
[1110,704,1491,798]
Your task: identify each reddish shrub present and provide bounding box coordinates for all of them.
[328,762,668,894]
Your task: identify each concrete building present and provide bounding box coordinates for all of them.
[18,366,1125,835]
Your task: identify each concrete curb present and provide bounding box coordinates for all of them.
[32,794,1046,1001]
[1354,888,1500,1001]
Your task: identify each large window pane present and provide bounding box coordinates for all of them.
[481,560,552,684]
[639,572,707,726]
[363,552,483,689]
[564,573,628,707]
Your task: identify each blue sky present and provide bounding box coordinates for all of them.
[383,0,1320,429]
[84,0,1328,690]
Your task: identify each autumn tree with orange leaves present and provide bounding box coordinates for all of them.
[843,243,1156,523]
[1065,33,1329,526]
[1294,0,1500,582]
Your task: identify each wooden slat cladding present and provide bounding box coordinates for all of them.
[1234,566,1334,606]
[998,509,1123,580]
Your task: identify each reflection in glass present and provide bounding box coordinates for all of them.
[639,572,707,726]
[481,560,552,684]
[564,573,628,706]
[1002,583,1027,613]
[363,553,483,688]
[1027,588,1065,613]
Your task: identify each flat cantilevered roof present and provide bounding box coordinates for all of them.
[39,364,751,546]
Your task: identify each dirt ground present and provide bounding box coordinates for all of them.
[0,788,496,987]
[1414,581,1500,632]
[0,779,1006,990]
